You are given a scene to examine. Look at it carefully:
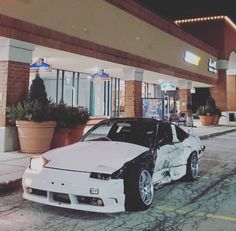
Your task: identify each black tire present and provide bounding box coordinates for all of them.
[124,166,154,211]
[185,152,199,181]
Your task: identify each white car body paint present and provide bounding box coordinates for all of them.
[23,167,125,213]
[22,119,204,213]
[43,141,148,174]
[152,125,202,185]
[23,141,148,213]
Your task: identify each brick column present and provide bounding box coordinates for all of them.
[210,69,227,111]
[178,81,192,114]
[211,60,230,123]
[179,89,191,114]
[0,61,30,126]
[0,38,34,151]
[123,68,143,117]
[125,81,142,117]
[227,75,236,111]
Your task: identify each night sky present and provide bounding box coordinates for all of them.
[135,0,236,24]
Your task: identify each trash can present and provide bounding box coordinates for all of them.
[229,113,235,121]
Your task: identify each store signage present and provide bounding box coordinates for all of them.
[91,69,110,80]
[161,82,176,91]
[208,59,217,73]
[30,58,51,72]
[184,51,201,66]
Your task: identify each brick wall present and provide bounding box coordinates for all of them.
[227,75,236,111]
[0,62,8,126]
[0,61,30,126]
[125,81,142,117]
[179,89,191,114]
[210,69,227,111]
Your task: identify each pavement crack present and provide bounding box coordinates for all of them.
[187,169,236,205]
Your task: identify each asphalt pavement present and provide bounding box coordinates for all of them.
[0,120,236,192]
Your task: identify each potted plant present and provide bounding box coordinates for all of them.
[197,105,214,126]
[197,96,222,126]
[50,102,71,149]
[68,106,90,144]
[6,74,56,154]
[50,103,90,148]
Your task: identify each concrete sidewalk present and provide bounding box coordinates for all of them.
[0,120,236,192]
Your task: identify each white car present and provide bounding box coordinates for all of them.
[22,118,205,213]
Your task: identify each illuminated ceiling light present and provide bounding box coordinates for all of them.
[174,15,236,31]
[136,36,141,40]
[224,16,236,30]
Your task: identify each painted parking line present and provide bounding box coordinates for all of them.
[158,205,236,223]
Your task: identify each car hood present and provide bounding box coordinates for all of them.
[43,141,148,174]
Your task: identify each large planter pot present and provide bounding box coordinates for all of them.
[51,128,71,149]
[199,115,213,126]
[16,120,56,154]
[212,115,220,125]
[69,124,86,144]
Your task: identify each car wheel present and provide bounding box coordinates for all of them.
[125,166,154,211]
[186,152,198,181]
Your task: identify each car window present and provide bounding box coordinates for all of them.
[175,125,189,142]
[109,121,156,147]
[83,123,113,141]
[157,123,173,146]
[82,119,156,148]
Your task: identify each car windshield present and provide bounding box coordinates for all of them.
[82,119,157,148]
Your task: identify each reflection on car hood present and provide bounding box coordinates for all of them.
[43,141,148,174]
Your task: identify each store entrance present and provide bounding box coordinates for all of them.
[90,77,124,117]
[162,91,179,115]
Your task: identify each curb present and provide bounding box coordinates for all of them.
[0,178,22,194]
[199,128,236,139]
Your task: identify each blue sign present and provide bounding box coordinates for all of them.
[92,69,109,80]
[30,58,51,72]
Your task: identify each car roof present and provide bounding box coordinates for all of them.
[97,117,165,125]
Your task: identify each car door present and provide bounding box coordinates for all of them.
[169,124,189,181]
[170,124,185,161]
[152,122,174,185]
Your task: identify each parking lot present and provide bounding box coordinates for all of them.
[0,131,236,231]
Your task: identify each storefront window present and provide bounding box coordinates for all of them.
[142,83,161,98]
[34,69,123,118]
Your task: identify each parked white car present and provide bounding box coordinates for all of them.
[22,118,205,213]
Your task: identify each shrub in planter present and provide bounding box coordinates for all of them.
[50,103,71,149]
[196,96,222,126]
[68,106,90,144]
[6,74,56,154]
[50,103,90,148]
[29,73,48,104]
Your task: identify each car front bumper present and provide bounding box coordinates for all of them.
[22,167,125,213]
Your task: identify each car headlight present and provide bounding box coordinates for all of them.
[29,157,49,171]
[90,172,111,180]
